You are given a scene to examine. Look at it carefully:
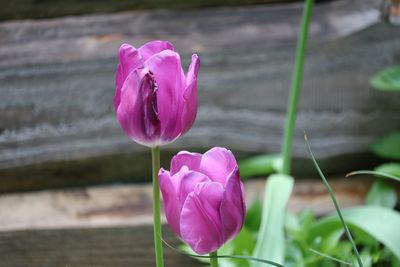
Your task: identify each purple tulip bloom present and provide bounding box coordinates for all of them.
[115,40,200,147]
[159,147,246,254]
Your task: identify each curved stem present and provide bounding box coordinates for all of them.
[151,146,164,267]
[281,0,314,175]
[210,251,218,267]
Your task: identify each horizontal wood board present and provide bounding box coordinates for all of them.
[0,0,399,191]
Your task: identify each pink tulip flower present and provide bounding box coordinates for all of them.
[115,40,200,147]
[159,147,246,254]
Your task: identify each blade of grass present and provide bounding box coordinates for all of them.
[304,133,364,267]
[346,170,400,182]
[309,248,354,266]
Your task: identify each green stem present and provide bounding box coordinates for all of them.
[210,251,218,267]
[151,146,164,267]
[281,0,314,175]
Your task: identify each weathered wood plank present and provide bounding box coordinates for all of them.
[0,0,399,191]
[0,177,398,267]
[0,0,298,21]
[0,225,201,267]
[0,177,393,232]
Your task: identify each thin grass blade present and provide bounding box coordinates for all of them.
[304,134,364,267]
[346,170,400,182]
[309,248,354,266]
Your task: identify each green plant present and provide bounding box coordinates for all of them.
[180,5,400,267]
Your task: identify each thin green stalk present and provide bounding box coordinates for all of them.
[281,0,314,175]
[151,146,164,267]
[309,248,354,266]
[305,135,364,267]
[346,170,400,182]
[210,251,218,267]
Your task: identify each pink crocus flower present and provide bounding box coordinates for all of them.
[115,40,200,147]
[159,147,246,254]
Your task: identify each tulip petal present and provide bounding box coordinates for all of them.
[116,68,160,146]
[180,182,224,254]
[199,147,238,184]
[159,168,181,235]
[145,50,186,141]
[159,167,211,236]
[220,167,246,241]
[178,170,210,204]
[115,44,142,110]
[170,151,202,175]
[138,40,175,61]
[181,54,200,134]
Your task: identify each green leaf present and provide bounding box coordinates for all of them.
[219,227,256,267]
[310,206,400,261]
[319,228,344,253]
[252,174,294,267]
[375,163,400,178]
[285,241,304,265]
[285,211,301,234]
[366,180,397,208]
[369,65,400,91]
[371,132,400,160]
[245,200,263,232]
[358,250,373,267]
[239,154,282,178]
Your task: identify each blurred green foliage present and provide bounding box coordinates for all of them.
[369,66,400,92]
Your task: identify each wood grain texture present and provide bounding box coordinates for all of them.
[0,177,398,267]
[0,0,299,21]
[0,177,389,231]
[0,226,202,267]
[0,0,399,190]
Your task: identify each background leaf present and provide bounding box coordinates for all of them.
[252,174,294,267]
[310,206,400,261]
[371,132,400,160]
[369,65,400,91]
[245,200,263,232]
[218,227,256,267]
[366,180,397,208]
[374,163,400,178]
[239,154,282,178]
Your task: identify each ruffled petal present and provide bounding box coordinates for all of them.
[116,68,160,146]
[138,40,175,62]
[170,151,202,175]
[199,147,238,184]
[220,167,246,241]
[115,44,142,110]
[180,182,225,254]
[144,50,186,142]
[181,54,200,134]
